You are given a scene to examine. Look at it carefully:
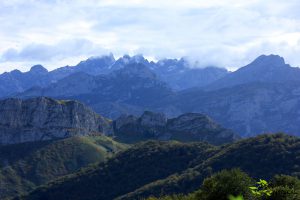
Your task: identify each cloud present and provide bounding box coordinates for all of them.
[1,39,107,62]
[0,0,300,72]
[0,39,111,71]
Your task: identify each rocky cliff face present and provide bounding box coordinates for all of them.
[113,111,238,145]
[166,113,237,142]
[114,111,168,140]
[0,97,112,145]
[0,98,236,145]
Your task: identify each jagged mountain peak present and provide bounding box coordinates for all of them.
[119,54,148,62]
[156,57,187,68]
[112,54,152,71]
[75,53,116,72]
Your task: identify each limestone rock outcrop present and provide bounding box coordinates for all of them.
[0,97,112,145]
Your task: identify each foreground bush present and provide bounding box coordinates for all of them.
[147,169,300,200]
[195,169,254,200]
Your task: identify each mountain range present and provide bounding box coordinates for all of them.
[0,52,300,199]
[0,97,238,146]
[154,55,300,136]
[0,54,227,98]
[3,54,299,137]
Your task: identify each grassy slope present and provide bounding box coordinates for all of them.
[0,135,127,199]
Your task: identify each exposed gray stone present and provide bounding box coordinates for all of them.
[0,97,112,145]
[114,111,238,145]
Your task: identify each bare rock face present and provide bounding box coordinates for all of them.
[0,97,112,145]
[114,114,139,130]
[113,111,238,145]
[140,111,167,127]
[113,111,167,139]
[166,113,239,144]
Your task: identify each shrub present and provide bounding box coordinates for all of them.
[195,169,254,200]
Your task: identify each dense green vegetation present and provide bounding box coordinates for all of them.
[146,170,300,200]
[196,169,254,200]
[18,141,215,200]
[117,134,300,199]
[0,135,127,199]
[16,134,300,200]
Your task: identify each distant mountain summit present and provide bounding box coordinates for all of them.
[250,54,286,67]
[153,58,228,90]
[72,53,116,74]
[29,64,48,74]
[0,64,52,97]
[207,54,300,90]
[112,54,155,71]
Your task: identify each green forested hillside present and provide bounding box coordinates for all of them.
[17,134,300,200]
[121,134,300,199]
[18,141,215,200]
[0,135,127,199]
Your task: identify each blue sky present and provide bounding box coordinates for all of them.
[0,0,300,72]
